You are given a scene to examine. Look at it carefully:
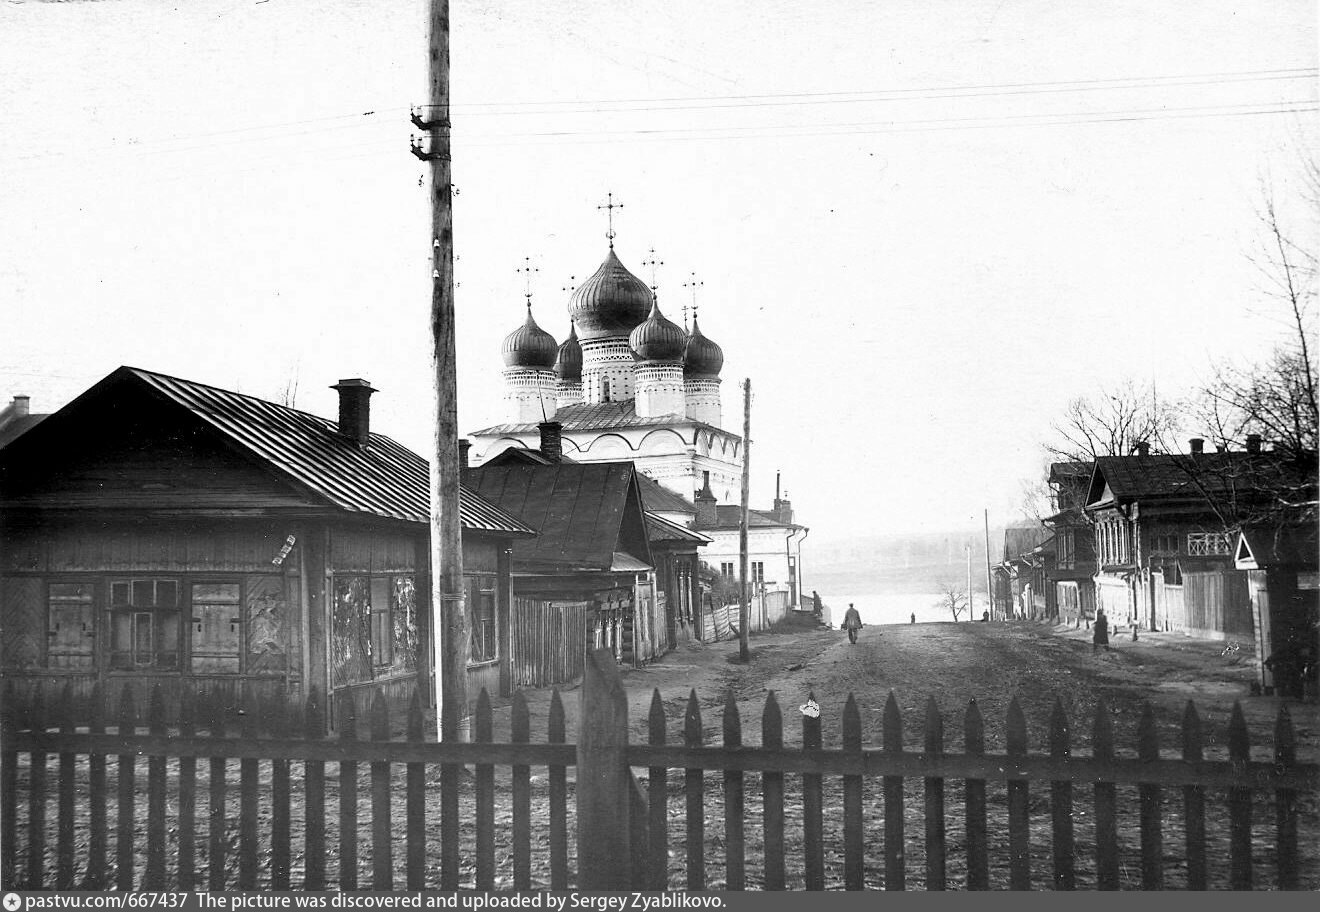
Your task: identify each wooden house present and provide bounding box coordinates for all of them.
[1235,516,1319,698]
[1044,461,1097,625]
[0,367,534,727]
[463,452,663,669]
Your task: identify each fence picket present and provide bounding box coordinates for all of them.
[512,691,532,891]
[338,691,360,891]
[923,696,945,891]
[475,689,495,890]
[177,686,197,891]
[1181,701,1206,890]
[56,682,76,890]
[647,690,668,891]
[882,691,904,891]
[761,693,785,891]
[239,688,260,890]
[268,697,291,891]
[1049,698,1074,891]
[145,683,168,890]
[440,689,460,891]
[115,685,135,892]
[1137,702,1163,889]
[1093,698,1118,890]
[371,689,394,891]
[84,683,107,890]
[842,694,864,891]
[1274,705,1298,890]
[406,691,427,891]
[1006,697,1030,890]
[27,688,47,890]
[963,699,988,891]
[0,682,15,890]
[304,689,327,891]
[548,689,568,891]
[208,692,229,891]
[684,689,705,890]
[723,690,745,891]
[803,690,824,891]
[1228,702,1252,889]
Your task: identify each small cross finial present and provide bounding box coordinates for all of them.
[641,248,663,294]
[516,257,539,310]
[682,272,704,321]
[597,192,623,249]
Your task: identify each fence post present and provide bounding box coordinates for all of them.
[577,646,634,889]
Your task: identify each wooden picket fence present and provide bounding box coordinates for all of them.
[2,648,1317,891]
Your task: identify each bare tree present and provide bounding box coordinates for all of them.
[934,575,969,622]
[1045,379,1182,463]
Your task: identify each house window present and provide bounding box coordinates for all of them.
[392,577,418,670]
[333,574,417,685]
[720,562,735,578]
[47,582,94,669]
[190,582,242,674]
[466,574,498,664]
[108,578,180,670]
[751,562,765,587]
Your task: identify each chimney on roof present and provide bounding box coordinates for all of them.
[8,396,29,418]
[458,438,471,484]
[1133,441,1150,457]
[538,420,563,463]
[331,379,376,444]
[1245,433,1262,455]
[1189,437,1204,456]
[773,470,793,524]
[694,470,717,528]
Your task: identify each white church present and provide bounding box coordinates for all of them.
[467,234,809,607]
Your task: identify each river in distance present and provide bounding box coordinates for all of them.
[807,567,990,627]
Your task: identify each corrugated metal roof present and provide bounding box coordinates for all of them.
[634,471,697,515]
[120,367,534,535]
[701,504,800,530]
[470,400,730,436]
[466,461,648,572]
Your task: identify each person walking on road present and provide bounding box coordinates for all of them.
[842,603,863,644]
[1093,608,1110,653]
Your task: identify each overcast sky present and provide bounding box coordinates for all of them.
[2,0,1316,546]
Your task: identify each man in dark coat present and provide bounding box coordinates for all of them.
[1093,608,1110,653]
[842,603,863,644]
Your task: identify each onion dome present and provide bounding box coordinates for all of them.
[555,320,583,381]
[567,249,653,341]
[501,306,558,369]
[683,314,724,377]
[629,300,687,362]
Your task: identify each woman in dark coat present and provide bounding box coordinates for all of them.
[1093,608,1110,653]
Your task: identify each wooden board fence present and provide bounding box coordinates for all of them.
[2,654,1316,891]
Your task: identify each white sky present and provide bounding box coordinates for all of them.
[2,0,1316,545]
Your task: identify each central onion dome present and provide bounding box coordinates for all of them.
[567,249,653,341]
[555,320,583,381]
[683,314,724,377]
[501,306,558,369]
[629,300,687,362]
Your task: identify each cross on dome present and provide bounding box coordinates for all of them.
[517,256,539,309]
[596,192,624,249]
[683,272,704,322]
[642,248,663,295]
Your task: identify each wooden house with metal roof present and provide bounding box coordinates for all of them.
[1234,512,1318,698]
[1044,461,1097,625]
[0,366,534,728]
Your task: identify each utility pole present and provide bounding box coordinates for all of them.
[984,509,993,622]
[414,0,467,741]
[966,541,972,621]
[738,379,751,662]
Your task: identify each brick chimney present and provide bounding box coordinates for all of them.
[6,396,29,418]
[694,471,717,528]
[331,379,376,444]
[772,470,793,524]
[1189,437,1204,456]
[1245,433,1262,455]
[1133,441,1150,457]
[458,438,471,483]
[538,420,563,463]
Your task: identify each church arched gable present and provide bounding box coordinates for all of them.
[477,436,531,463]
[638,428,688,455]
[582,433,634,458]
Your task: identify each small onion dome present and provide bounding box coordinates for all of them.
[683,314,724,377]
[501,307,558,369]
[567,249,653,341]
[555,321,583,381]
[629,300,687,362]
